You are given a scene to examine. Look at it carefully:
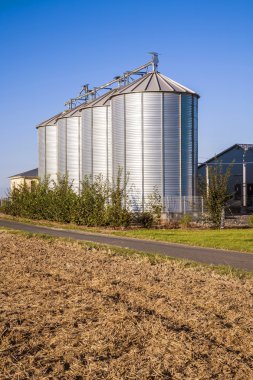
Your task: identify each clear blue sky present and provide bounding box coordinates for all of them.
[0,0,252,196]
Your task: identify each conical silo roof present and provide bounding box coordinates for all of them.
[37,88,119,127]
[36,106,82,127]
[59,88,119,119]
[36,111,63,128]
[114,72,199,97]
[79,88,119,110]
[57,103,85,118]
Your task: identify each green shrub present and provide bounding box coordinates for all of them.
[180,214,193,228]
[2,170,162,229]
[50,176,78,223]
[199,161,233,228]
[135,212,154,228]
[249,214,253,227]
[164,220,180,229]
[105,168,132,227]
[2,175,78,223]
[145,187,162,224]
[76,175,107,226]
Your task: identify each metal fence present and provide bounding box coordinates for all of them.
[0,198,9,208]
[164,196,204,215]
[226,195,253,215]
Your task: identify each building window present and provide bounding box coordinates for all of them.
[234,184,241,200]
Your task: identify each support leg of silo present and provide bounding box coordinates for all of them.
[243,161,247,208]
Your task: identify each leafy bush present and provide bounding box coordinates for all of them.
[2,170,163,229]
[135,212,154,228]
[145,187,162,225]
[2,171,133,228]
[199,161,232,228]
[105,168,132,227]
[76,175,107,226]
[249,214,253,227]
[180,214,193,228]
[162,220,180,229]
[1,176,78,223]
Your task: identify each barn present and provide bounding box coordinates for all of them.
[198,144,253,211]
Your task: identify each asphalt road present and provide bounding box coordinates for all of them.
[0,219,253,271]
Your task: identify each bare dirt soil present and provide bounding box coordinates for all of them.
[0,231,253,380]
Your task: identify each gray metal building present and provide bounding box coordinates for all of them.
[198,144,253,210]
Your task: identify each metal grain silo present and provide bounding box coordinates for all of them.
[81,89,117,182]
[111,72,199,210]
[37,112,62,182]
[57,107,82,192]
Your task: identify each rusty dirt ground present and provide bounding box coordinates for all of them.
[0,230,253,379]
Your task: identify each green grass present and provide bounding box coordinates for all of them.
[108,228,253,253]
[1,226,252,279]
[1,213,253,253]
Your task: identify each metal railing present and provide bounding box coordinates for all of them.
[164,196,204,215]
[0,198,9,208]
[65,53,159,108]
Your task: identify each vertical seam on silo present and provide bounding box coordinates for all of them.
[111,101,114,184]
[78,116,80,194]
[196,100,198,196]
[56,123,58,180]
[192,95,194,196]
[91,109,93,182]
[124,94,126,206]
[106,107,108,182]
[141,93,144,211]
[179,95,182,198]
[65,118,67,176]
[161,93,164,211]
[45,127,47,176]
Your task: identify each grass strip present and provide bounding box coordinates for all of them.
[0,213,253,253]
[1,226,252,279]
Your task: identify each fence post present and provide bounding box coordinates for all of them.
[206,164,209,196]
[243,161,247,208]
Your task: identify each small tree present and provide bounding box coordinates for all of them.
[76,175,107,226]
[106,168,132,227]
[200,162,232,228]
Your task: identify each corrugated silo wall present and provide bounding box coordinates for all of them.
[57,119,66,177]
[82,108,92,178]
[38,125,57,181]
[163,93,180,197]
[193,96,198,195]
[82,106,112,182]
[181,95,193,196]
[112,93,198,210]
[57,117,81,192]
[38,127,46,179]
[45,125,57,182]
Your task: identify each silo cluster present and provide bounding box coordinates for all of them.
[37,63,199,210]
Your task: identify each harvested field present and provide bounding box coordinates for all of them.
[0,231,253,379]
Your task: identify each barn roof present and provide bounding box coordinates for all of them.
[198,144,253,168]
[9,168,38,178]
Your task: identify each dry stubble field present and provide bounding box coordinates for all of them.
[0,230,253,380]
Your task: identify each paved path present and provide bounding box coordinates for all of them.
[0,219,253,272]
